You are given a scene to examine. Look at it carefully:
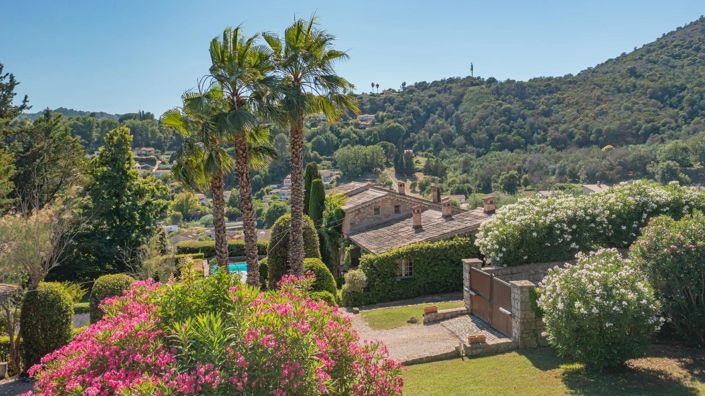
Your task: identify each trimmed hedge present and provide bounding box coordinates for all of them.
[89,274,135,323]
[20,283,74,369]
[304,258,337,295]
[267,214,321,287]
[74,302,90,315]
[310,291,337,306]
[346,237,479,306]
[175,240,269,258]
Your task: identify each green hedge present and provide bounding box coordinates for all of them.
[310,290,337,306]
[304,258,337,295]
[20,283,74,368]
[348,237,479,306]
[175,240,269,258]
[89,274,135,323]
[74,302,90,315]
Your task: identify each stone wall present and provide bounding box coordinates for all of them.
[483,260,573,283]
[344,195,418,234]
[423,307,467,324]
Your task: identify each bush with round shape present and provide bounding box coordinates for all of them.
[303,258,337,295]
[267,213,321,286]
[29,274,403,395]
[344,269,367,293]
[629,212,705,345]
[20,283,73,369]
[89,274,135,323]
[310,290,337,306]
[538,248,662,370]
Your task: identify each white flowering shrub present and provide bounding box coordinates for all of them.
[537,249,662,370]
[476,180,705,266]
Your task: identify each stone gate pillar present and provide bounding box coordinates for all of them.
[510,280,538,348]
[462,258,483,312]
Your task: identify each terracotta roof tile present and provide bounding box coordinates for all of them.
[349,208,492,254]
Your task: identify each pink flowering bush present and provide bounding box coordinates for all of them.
[27,273,403,395]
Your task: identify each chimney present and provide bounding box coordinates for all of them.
[431,186,441,203]
[412,206,423,230]
[442,197,453,219]
[483,195,496,214]
[397,181,406,195]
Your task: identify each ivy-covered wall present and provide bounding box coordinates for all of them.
[349,237,479,306]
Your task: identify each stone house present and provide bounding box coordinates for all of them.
[330,180,496,266]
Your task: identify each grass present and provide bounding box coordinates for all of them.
[360,300,464,330]
[403,346,705,395]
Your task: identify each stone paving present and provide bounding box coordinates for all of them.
[0,379,33,396]
[346,307,512,364]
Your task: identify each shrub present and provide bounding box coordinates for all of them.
[30,274,403,395]
[73,302,90,315]
[199,214,214,227]
[141,253,206,281]
[304,258,337,295]
[89,274,135,323]
[51,281,87,304]
[476,180,705,266]
[20,283,73,369]
[259,258,269,290]
[267,213,321,286]
[310,290,337,306]
[175,239,269,258]
[344,269,367,293]
[358,237,478,305]
[537,249,662,370]
[629,212,705,345]
[341,284,366,307]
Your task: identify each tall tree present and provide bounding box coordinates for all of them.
[0,63,30,120]
[4,112,84,212]
[264,17,358,274]
[0,148,15,212]
[208,26,277,286]
[67,127,168,280]
[308,178,325,227]
[303,162,320,215]
[163,89,233,268]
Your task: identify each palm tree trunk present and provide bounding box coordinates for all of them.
[288,118,306,275]
[234,133,260,287]
[210,171,229,268]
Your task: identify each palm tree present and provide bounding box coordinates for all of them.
[208,26,278,287]
[264,17,358,274]
[162,88,233,268]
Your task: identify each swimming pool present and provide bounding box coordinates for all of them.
[210,262,247,274]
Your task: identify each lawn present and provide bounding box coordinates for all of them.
[403,346,705,395]
[360,300,464,330]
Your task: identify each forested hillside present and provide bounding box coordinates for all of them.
[298,17,705,194]
[358,16,705,153]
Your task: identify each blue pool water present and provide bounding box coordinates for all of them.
[210,262,247,274]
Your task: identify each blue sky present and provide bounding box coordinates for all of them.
[1,0,703,115]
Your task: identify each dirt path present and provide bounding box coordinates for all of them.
[0,379,33,396]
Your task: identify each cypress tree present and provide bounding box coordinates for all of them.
[308,178,325,227]
[303,163,320,215]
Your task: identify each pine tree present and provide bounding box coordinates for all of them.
[308,178,325,227]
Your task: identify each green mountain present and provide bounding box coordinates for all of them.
[22,107,121,121]
[357,16,705,154]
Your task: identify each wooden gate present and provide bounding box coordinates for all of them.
[468,267,512,336]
